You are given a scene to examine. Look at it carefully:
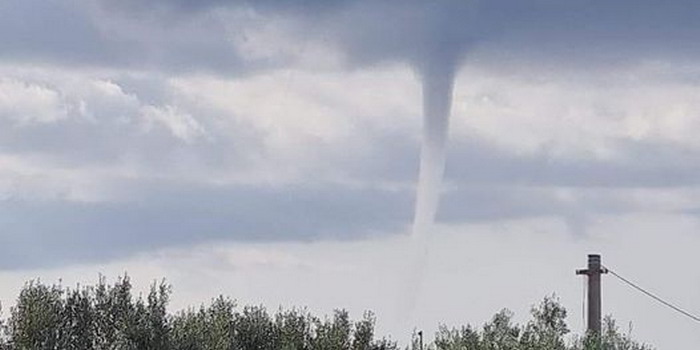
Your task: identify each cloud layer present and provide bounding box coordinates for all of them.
[2,1,700,269]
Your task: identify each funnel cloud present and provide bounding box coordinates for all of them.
[413,62,457,236]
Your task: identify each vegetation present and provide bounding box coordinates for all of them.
[0,276,652,350]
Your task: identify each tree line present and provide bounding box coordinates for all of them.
[0,275,652,350]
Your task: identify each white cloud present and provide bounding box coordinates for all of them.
[140,104,206,143]
[451,62,700,159]
[71,79,141,123]
[0,79,66,124]
[220,8,344,70]
[166,65,421,184]
[3,60,700,197]
[169,64,420,144]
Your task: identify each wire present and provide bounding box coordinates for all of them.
[604,265,700,323]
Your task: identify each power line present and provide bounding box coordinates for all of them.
[604,265,700,323]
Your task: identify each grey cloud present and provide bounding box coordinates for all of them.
[108,0,347,13]
[305,0,700,73]
[445,137,700,188]
[4,0,700,74]
[0,0,111,65]
[340,130,700,189]
[0,164,658,270]
[0,0,247,74]
[4,130,700,268]
[0,183,412,269]
[168,0,700,67]
[438,185,634,236]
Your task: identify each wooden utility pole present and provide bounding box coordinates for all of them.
[576,254,608,334]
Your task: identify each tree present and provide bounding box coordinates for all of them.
[519,295,569,350]
[434,324,481,350]
[93,275,137,349]
[171,306,208,350]
[205,296,236,350]
[0,302,7,350]
[352,311,375,350]
[7,281,64,350]
[311,310,352,350]
[572,317,653,350]
[234,305,278,350]
[480,309,520,350]
[144,281,172,349]
[370,337,399,350]
[58,286,94,349]
[276,308,312,350]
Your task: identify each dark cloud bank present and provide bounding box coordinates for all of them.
[4,136,700,269]
[3,0,700,72]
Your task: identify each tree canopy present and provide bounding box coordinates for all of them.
[0,276,652,350]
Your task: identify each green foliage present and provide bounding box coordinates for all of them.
[0,278,654,350]
[430,296,651,350]
[434,324,481,350]
[235,305,277,350]
[371,337,400,350]
[7,281,64,350]
[311,310,352,350]
[145,281,172,350]
[571,317,653,350]
[352,311,375,350]
[276,308,312,350]
[518,296,569,350]
[171,296,236,350]
[93,275,133,349]
[59,286,94,349]
[0,302,7,350]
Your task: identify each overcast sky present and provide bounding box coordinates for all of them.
[1,0,699,348]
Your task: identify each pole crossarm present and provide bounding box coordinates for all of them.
[576,267,608,276]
